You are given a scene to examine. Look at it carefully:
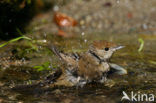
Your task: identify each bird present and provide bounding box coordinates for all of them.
[50,40,127,87]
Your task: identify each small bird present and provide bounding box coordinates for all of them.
[50,40,127,87]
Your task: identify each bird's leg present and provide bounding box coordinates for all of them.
[109,63,127,75]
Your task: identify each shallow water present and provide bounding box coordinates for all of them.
[0,32,156,103]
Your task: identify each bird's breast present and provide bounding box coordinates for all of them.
[99,62,110,72]
[77,53,110,80]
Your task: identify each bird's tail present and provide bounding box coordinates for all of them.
[48,45,63,60]
[48,44,77,66]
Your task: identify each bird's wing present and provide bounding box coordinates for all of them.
[60,53,80,66]
[109,63,127,75]
[49,45,79,66]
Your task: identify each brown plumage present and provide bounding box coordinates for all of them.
[78,52,109,81]
[50,40,125,86]
[92,40,116,49]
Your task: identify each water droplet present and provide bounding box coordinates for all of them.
[43,40,47,43]
[81,32,85,36]
[84,39,87,43]
[116,0,120,3]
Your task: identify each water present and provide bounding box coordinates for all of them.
[0,32,156,102]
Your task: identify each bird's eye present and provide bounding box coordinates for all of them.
[104,47,109,51]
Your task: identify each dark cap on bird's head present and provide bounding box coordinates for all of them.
[92,40,116,49]
[90,40,125,51]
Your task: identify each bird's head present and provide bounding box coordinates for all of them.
[89,40,124,60]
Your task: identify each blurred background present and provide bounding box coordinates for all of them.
[0,0,156,103]
[0,0,156,40]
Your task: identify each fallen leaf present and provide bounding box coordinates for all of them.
[54,12,77,27]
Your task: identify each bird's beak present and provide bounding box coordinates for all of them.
[113,46,125,51]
